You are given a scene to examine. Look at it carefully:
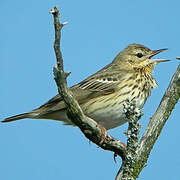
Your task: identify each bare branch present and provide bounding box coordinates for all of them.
[50,6,180,180]
[116,64,180,179]
[116,103,142,180]
[135,63,180,173]
[50,6,126,159]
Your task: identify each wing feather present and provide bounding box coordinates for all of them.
[77,72,122,91]
[34,63,127,114]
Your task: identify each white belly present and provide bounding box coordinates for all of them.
[81,87,148,129]
[87,103,128,129]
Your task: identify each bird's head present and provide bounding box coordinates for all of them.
[114,43,169,73]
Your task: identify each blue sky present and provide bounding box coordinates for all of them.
[1,0,180,179]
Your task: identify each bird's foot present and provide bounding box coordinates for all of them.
[98,124,108,145]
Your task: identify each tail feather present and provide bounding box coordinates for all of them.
[2,112,38,123]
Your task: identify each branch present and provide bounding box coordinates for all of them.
[115,103,142,180]
[50,6,180,180]
[115,63,180,179]
[50,6,126,159]
[130,63,180,178]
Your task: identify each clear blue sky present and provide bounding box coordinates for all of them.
[1,0,180,179]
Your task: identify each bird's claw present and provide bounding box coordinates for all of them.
[98,124,108,145]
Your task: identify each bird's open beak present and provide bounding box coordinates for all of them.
[149,48,170,63]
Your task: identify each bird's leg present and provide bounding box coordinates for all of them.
[98,124,108,145]
[97,124,126,146]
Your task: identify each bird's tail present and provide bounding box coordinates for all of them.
[2,112,39,123]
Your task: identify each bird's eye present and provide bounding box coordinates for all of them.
[136,53,143,58]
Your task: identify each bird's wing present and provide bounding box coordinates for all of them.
[34,64,125,114]
[76,62,126,91]
[34,87,106,114]
[77,72,121,92]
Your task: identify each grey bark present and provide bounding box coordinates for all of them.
[50,6,180,179]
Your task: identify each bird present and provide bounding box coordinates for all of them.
[2,43,169,130]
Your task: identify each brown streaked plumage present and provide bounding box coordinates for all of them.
[2,44,169,129]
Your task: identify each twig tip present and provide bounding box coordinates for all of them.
[65,71,71,78]
[62,21,69,26]
[50,6,59,14]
